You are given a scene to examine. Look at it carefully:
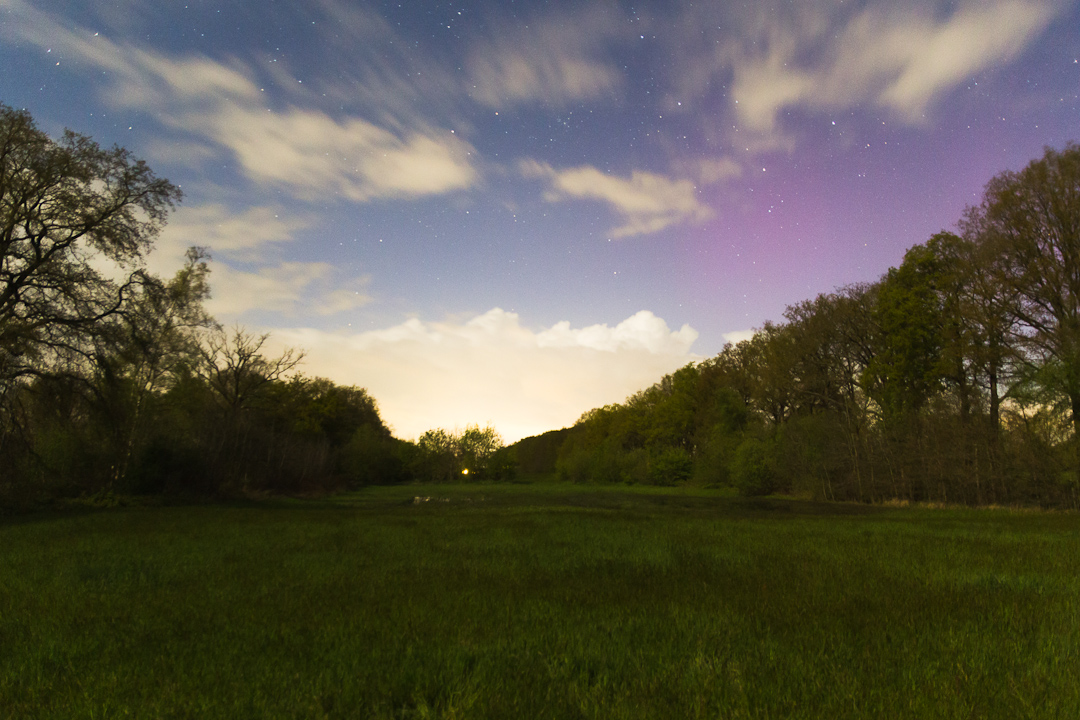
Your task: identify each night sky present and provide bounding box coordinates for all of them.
[3,0,1078,441]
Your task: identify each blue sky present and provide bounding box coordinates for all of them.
[2,0,1078,440]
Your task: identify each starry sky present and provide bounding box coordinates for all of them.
[2,0,1078,441]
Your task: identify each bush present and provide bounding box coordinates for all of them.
[731,437,779,496]
[341,425,404,485]
[648,447,693,485]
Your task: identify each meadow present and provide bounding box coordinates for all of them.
[2,483,1078,718]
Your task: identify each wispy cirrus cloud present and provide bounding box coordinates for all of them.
[873,1,1058,118]
[269,308,699,442]
[664,0,1063,139]
[205,262,372,319]
[200,104,477,203]
[520,160,712,238]
[0,0,479,202]
[157,203,308,257]
[738,0,1058,130]
[151,203,370,319]
[466,4,626,108]
[673,157,742,186]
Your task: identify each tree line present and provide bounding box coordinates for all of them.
[520,142,1080,508]
[5,101,1079,508]
[0,104,509,508]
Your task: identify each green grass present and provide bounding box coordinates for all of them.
[2,483,1079,718]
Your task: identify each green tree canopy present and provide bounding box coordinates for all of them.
[968,143,1080,475]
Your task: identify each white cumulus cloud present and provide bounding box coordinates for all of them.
[722,329,757,345]
[266,308,700,443]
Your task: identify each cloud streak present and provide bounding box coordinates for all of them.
[520,160,712,237]
[466,4,625,108]
[667,0,1063,138]
[202,105,477,202]
[150,202,370,318]
[205,262,372,319]
[0,0,470,323]
[157,204,307,256]
[875,1,1057,118]
[1,0,479,202]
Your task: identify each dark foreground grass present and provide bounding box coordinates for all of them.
[2,484,1078,718]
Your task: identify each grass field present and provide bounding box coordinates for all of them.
[2,483,1079,718]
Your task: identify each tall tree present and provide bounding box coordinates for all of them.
[969,143,1080,480]
[197,326,303,414]
[0,104,181,384]
[864,242,947,419]
[104,248,215,484]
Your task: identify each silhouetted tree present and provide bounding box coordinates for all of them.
[0,103,181,385]
[968,143,1080,486]
[102,248,214,484]
[197,326,303,414]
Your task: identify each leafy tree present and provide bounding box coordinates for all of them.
[781,285,878,420]
[642,364,700,450]
[0,106,413,503]
[0,103,181,384]
[267,376,387,447]
[416,428,460,482]
[341,424,406,486]
[968,143,1080,481]
[458,424,505,478]
[864,242,947,418]
[951,229,1020,432]
[523,145,1080,506]
[648,446,693,485]
[414,424,509,481]
[773,287,879,500]
[512,427,572,475]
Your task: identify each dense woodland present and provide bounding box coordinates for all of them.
[0,104,512,507]
[520,142,1080,508]
[3,101,1080,508]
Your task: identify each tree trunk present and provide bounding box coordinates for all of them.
[988,362,1000,435]
[1072,393,1080,491]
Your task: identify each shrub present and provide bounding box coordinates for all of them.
[731,437,779,496]
[648,447,693,485]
